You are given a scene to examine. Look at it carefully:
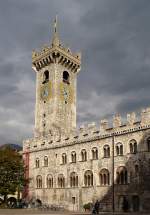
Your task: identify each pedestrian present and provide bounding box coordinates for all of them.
[92,205,96,214]
[94,200,100,214]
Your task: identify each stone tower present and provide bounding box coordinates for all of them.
[32,17,81,137]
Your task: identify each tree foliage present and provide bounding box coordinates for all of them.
[0,146,26,202]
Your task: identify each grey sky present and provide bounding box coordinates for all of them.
[0,0,150,145]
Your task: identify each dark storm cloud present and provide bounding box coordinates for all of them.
[76,0,150,124]
[0,0,150,145]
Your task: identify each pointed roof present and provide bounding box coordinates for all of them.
[32,17,81,73]
[51,15,60,47]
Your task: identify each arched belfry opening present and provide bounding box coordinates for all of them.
[43,70,49,84]
[63,71,70,84]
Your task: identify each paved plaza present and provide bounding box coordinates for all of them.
[0,209,150,215]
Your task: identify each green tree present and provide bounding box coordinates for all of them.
[0,146,26,204]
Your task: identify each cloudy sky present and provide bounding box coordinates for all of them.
[0,0,150,145]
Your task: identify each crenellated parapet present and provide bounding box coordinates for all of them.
[141,107,150,125]
[113,113,122,128]
[99,107,150,133]
[77,107,150,137]
[100,119,109,134]
[127,112,136,125]
[23,107,150,152]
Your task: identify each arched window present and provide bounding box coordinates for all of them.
[35,158,40,168]
[36,175,42,188]
[58,174,65,188]
[120,144,123,155]
[84,170,93,187]
[70,172,78,187]
[81,149,87,161]
[63,71,70,84]
[134,141,137,153]
[116,166,128,185]
[99,169,110,186]
[129,140,137,154]
[47,174,53,188]
[62,153,67,164]
[92,147,98,160]
[71,151,76,163]
[44,156,48,167]
[43,70,49,84]
[103,145,110,158]
[129,142,133,153]
[116,143,123,156]
[116,145,119,156]
[147,137,150,152]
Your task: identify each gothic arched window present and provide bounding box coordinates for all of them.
[92,147,98,160]
[47,174,53,188]
[103,145,110,158]
[99,169,110,186]
[62,153,67,164]
[81,149,87,161]
[43,70,49,84]
[116,166,128,185]
[129,139,137,154]
[116,143,123,156]
[71,151,76,163]
[36,175,42,188]
[35,158,40,168]
[58,174,65,188]
[63,71,70,84]
[44,156,48,167]
[84,170,93,187]
[70,172,78,187]
[129,142,133,154]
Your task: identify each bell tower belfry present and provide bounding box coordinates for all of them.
[32,17,81,137]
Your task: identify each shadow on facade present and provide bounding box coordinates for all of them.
[99,131,150,212]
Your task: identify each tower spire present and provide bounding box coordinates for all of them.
[54,15,58,33]
[52,15,60,46]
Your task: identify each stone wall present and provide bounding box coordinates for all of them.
[23,108,150,211]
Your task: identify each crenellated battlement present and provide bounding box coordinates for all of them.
[78,107,150,135]
[23,107,150,152]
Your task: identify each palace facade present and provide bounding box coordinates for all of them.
[23,18,150,212]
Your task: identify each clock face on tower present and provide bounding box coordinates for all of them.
[40,82,52,100]
[59,82,73,104]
